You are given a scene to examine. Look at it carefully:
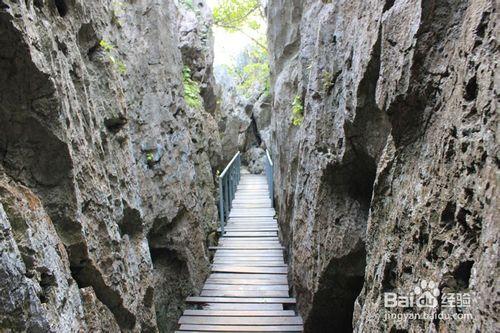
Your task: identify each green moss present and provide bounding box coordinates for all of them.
[322,71,334,92]
[291,95,304,126]
[182,66,203,109]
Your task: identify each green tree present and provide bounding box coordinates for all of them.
[212,0,266,50]
[230,43,270,97]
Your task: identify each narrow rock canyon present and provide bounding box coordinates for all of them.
[0,0,497,332]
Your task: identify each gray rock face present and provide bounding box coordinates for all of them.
[267,0,498,332]
[0,0,219,331]
[215,67,272,172]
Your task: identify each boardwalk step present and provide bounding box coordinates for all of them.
[200,290,289,297]
[182,309,296,316]
[203,284,289,291]
[186,297,296,304]
[211,265,288,274]
[206,278,287,285]
[179,316,303,325]
[177,324,303,332]
[200,303,284,310]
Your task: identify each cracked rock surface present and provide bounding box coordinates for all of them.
[267,0,498,332]
[0,0,219,331]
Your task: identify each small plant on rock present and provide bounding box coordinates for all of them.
[146,152,155,167]
[182,66,203,109]
[291,95,304,126]
[99,39,127,75]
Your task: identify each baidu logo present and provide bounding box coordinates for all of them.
[414,280,440,308]
[384,279,440,308]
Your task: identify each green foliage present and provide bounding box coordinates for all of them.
[213,0,261,32]
[291,95,304,126]
[179,0,195,11]
[239,62,270,96]
[183,66,203,109]
[225,43,270,98]
[146,152,154,162]
[99,39,113,52]
[99,39,127,75]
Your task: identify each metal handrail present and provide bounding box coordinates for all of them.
[218,151,241,233]
[264,149,274,207]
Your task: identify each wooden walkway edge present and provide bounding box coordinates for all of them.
[176,171,303,332]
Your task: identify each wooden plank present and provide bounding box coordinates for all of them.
[179,316,303,325]
[186,297,296,304]
[201,303,283,310]
[206,278,287,285]
[213,260,288,268]
[209,273,288,279]
[223,232,278,237]
[212,265,287,274]
[214,249,283,253]
[223,226,278,229]
[178,324,303,332]
[203,284,289,291]
[225,222,278,226]
[219,241,281,245]
[226,219,276,222]
[223,227,278,231]
[232,202,271,205]
[200,289,289,297]
[209,273,287,281]
[212,262,286,267]
[226,222,278,225]
[216,246,283,250]
[214,255,283,259]
[214,252,283,256]
[230,209,275,213]
[213,256,283,260]
[182,309,295,317]
[218,243,281,246]
[228,218,277,222]
[219,237,279,241]
[213,256,284,260]
[214,250,283,254]
[219,237,281,245]
[209,246,284,250]
[214,255,284,260]
[230,210,275,214]
[214,256,284,264]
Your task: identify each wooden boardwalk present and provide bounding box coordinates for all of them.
[176,171,303,332]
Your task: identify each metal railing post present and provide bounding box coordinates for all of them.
[218,151,241,232]
[218,180,225,233]
[265,150,274,208]
[224,176,229,220]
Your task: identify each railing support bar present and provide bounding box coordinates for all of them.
[218,151,241,233]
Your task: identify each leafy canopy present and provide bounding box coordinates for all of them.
[224,42,270,98]
[213,0,261,32]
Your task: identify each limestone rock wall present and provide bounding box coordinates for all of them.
[266,0,498,332]
[215,67,272,172]
[0,0,219,332]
